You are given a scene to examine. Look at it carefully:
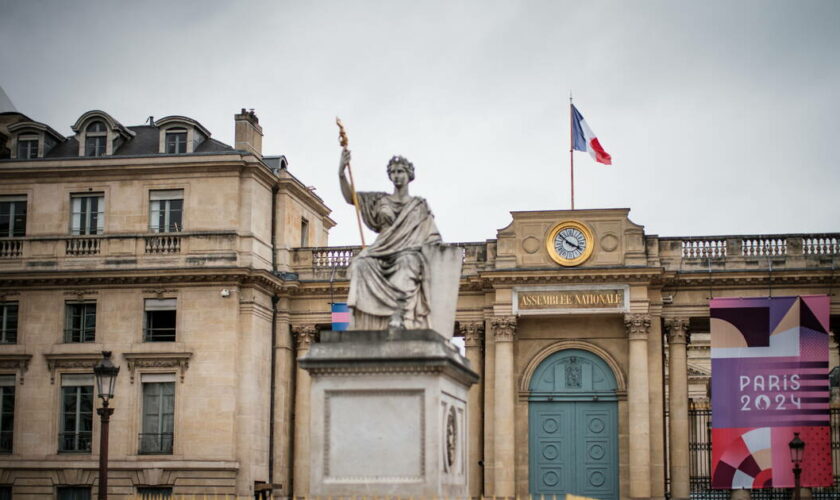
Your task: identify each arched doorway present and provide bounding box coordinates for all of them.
[528,348,619,499]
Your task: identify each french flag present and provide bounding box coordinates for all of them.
[572,104,612,165]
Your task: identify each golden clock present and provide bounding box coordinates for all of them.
[546,220,594,266]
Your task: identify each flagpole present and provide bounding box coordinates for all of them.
[569,93,575,210]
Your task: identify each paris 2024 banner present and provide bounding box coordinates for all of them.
[711,295,832,489]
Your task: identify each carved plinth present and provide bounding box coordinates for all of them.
[300,330,479,497]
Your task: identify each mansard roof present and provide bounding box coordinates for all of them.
[42,125,233,158]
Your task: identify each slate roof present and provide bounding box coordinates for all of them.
[42,125,234,158]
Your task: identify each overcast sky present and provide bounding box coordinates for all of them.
[2,0,838,246]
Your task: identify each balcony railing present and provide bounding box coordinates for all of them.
[145,234,182,254]
[64,328,96,343]
[312,246,359,268]
[65,236,101,256]
[0,239,22,258]
[138,432,173,454]
[58,431,92,453]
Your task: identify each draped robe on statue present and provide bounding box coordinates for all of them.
[348,191,441,330]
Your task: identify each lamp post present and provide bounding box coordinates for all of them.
[788,432,805,500]
[94,351,120,500]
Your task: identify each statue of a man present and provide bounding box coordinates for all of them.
[338,150,441,330]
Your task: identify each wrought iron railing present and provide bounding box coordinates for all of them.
[138,432,173,454]
[58,431,92,453]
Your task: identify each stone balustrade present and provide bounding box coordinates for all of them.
[0,231,244,270]
[659,233,840,271]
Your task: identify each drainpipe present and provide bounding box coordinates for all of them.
[269,295,279,496]
[272,186,279,272]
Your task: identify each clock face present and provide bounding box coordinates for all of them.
[546,221,594,266]
[554,227,587,260]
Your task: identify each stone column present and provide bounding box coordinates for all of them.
[292,324,317,497]
[492,316,517,498]
[665,318,691,500]
[625,314,652,499]
[461,321,485,498]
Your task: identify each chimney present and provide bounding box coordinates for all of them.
[234,108,263,157]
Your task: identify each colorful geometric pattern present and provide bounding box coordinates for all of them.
[711,296,832,489]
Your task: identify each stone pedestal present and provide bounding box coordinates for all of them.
[301,329,479,497]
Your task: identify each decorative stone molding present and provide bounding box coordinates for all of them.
[293,324,318,351]
[518,339,628,395]
[624,313,651,341]
[664,317,690,344]
[459,322,484,348]
[43,353,101,384]
[491,316,517,342]
[122,352,192,383]
[0,354,32,384]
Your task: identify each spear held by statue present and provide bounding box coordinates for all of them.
[336,117,366,247]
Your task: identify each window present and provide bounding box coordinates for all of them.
[138,487,172,499]
[0,486,11,500]
[59,374,93,453]
[0,195,26,237]
[0,303,17,344]
[144,299,176,342]
[165,129,187,154]
[16,138,38,159]
[139,375,174,454]
[0,375,14,453]
[70,194,104,235]
[149,190,183,233]
[300,217,309,247]
[57,486,91,500]
[64,302,95,343]
[84,121,106,157]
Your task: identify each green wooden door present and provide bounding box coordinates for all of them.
[529,350,619,499]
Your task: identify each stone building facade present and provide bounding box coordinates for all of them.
[0,107,839,499]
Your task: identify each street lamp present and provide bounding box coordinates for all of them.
[788,432,805,500]
[93,351,120,500]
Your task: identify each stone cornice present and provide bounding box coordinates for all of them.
[665,269,839,288]
[479,267,665,286]
[122,352,193,383]
[491,316,517,342]
[43,353,101,384]
[624,314,651,340]
[0,354,32,384]
[0,267,292,295]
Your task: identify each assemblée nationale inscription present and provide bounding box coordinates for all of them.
[517,289,625,310]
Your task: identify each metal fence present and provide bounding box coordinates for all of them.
[687,402,840,499]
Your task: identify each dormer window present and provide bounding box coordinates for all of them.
[155,116,211,155]
[84,121,107,157]
[165,129,188,154]
[16,137,38,159]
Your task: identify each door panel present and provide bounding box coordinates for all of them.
[529,401,617,499]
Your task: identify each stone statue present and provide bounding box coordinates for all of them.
[338,150,442,330]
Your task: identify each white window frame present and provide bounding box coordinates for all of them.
[70,193,105,235]
[59,374,94,453]
[149,190,183,233]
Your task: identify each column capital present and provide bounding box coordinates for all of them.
[459,321,485,348]
[664,317,690,344]
[292,324,318,351]
[491,316,517,342]
[624,313,651,340]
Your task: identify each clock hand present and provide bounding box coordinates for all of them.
[563,236,582,250]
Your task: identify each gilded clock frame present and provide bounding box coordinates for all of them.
[546,220,595,267]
